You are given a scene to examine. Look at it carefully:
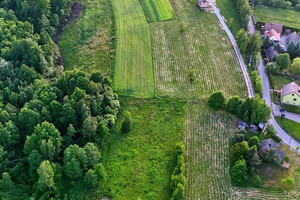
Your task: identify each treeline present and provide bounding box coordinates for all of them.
[170,142,185,200]
[233,0,252,29]
[260,0,300,10]
[208,92,271,124]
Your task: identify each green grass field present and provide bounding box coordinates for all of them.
[150,0,248,100]
[140,0,176,21]
[216,0,243,36]
[272,75,300,90]
[254,6,300,30]
[276,117,300,142]
[97,98,185,199]
[112,0,154,98]
[185,103,300,199]
[59,0,113,75]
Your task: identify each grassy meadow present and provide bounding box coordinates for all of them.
[150,0,248,100]
[111,0,154,98]
[216,0,243,36]
[59,0,113,74]
[96,98,185,199]
[254,6,300,30]
[140,0,176,21]
[272,75,300,90]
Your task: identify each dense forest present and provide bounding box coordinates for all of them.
[0,1,119,199]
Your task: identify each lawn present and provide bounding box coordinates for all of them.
[112,0,154,98]
[276,117,300,142]
[59,0,113,75]
[140,0,176,21]
[150,0,248,100]
[185,103,300,199]
[254,6,300,31]
[281,104,300,115]
[96,98,185,200]
[272,75,300,90]
[216,0,243,36]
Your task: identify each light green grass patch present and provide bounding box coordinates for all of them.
[112,0,154,98]
[59,0,113,75]
[276,117,300,142]
[140,0,176,21]
[150,0,248,100]
[98,98,185,199]
[216,0,242,36]
[254,6,300,30]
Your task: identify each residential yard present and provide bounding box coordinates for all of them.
[150,0,248,100]
[254,6,300,30]
[140,0,176,21]
[281,104,300,115]
[272,75,300,90]
[59,0,113,74]
[276,117,300,142]
[96,98,185,200]
[216,0,242,36]
[112,0,154,98]
[185,103,300,199]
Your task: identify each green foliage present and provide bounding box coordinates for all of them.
[230,141,249,163]
[287,41,300,60]
[94,163,106,181]
[208,91,226,109]
[236,29,248,54]
[246,145,262,168]
[231,159,248,184]
[266,62,280,75]
[226,96,243,115]
[252,175,262,187]
[248,31,263,58]
[281,176,295,190]
[171,142,185,200]
[250,71,263,95]
[248,136,260,148]
[122,112,132,133]
[37,160,55,191]
[262,148,279,164]
[283,155,290,163]
[187,69,195,83]
[289,57,300,76]
[84,169,98,188]
[263,35,273,49]
[276,53,290,70]
[235,0,252,29]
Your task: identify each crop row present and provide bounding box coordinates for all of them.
[140,0,176,21]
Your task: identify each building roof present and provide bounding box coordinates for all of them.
[266,46,278,61]
[282,162,290,169]
[282,82,300,97]
[198,0,209,7]
[258,123,264,129]
[265,22,283,34]
[287,31,300,44]
[259,138,284,162]
[265,29,280,41]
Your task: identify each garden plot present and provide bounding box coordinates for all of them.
[140,0,176,21]
[150,0,248,99]
[112,0,154,98]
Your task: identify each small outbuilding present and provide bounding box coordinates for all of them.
[249,124,258,133]
[238,121,247,130]
[258,122,265,130]
[198,0,210,10]
[282,162,290,170]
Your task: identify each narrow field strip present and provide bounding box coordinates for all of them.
[112,0,154,97]
[140,0,176,21]
[150,0,248,100]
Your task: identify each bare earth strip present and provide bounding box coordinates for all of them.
[112,0,154,98]
[185,103,300,199]
[150,0,248,100]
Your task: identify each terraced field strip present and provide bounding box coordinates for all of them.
[185,103,232,199]
[232,187,300,199]
[112,0,154,98]
[140,0,176,21]
[150,0,248,99]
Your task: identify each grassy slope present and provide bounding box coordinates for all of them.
[254,6,300,30]
[112,0,154,98]
[96,98,185,200]
[139,0,176,21]
[276,117,300,142]
[216,0,242,36]
[150,0,248,100]
[59,0,113,75]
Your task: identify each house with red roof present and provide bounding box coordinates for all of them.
[264,22,283,42]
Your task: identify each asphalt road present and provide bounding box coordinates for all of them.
[210,2,300,151]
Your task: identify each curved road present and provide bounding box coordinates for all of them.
[209,2,300,151]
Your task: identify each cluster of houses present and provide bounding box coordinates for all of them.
[237,121,289,169]
[264,22,300,62]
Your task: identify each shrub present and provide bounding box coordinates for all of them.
[283,155,290,163]
[248,136,260,148]
[122,112,132,133]
[187,69,196,83]
[252,175,262,187]
[208,91,226,109]
[281,176,295,190]
[231,159,248,184]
